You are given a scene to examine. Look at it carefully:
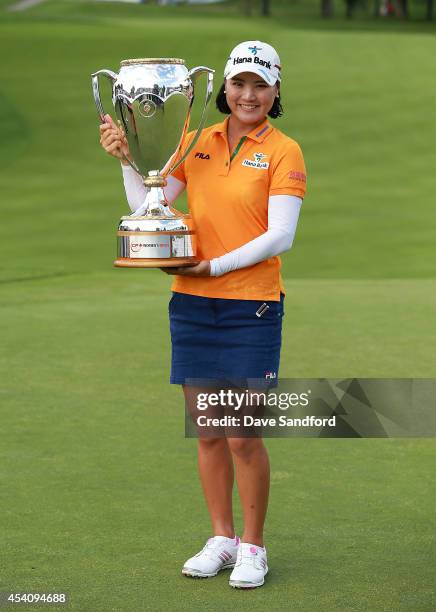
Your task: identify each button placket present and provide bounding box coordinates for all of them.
[219,133,231,176]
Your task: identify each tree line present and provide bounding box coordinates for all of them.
[322,0,434,19]
[242,0,434,20]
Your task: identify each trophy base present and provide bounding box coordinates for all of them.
[116,209,197,267]
[114,257,199,268]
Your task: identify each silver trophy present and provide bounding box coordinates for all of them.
[91,58,214,267]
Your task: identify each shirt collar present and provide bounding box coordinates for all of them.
[211,117,230,135]
[247,119,272,143]
[212,117,273,143]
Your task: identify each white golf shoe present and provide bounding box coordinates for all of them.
[182,535,240,578]
[229,542,268,588]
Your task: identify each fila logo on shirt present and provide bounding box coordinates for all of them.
[242,152,269,170]
[265,371,277,380]
[195,152,210,160]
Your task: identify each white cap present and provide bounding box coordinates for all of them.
[224,40,281,86]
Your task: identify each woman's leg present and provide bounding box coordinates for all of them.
[197,438,235,538]
[183,385,235,538]
[227,437,270,547]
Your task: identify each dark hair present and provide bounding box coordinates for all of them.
[215,82,283,119]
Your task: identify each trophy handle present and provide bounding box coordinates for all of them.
[91,69,118,123]
[91,68,140,174]
[166,66,214,177]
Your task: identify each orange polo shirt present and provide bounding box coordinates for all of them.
[170,116,307,301]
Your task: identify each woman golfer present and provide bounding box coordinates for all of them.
[99,41,306,589]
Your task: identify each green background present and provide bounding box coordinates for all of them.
[1,1,435,610]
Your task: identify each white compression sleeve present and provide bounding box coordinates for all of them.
[121,165,147,212]
[121,164,186,213]
[210,195,302,277]
[163,174,186,203]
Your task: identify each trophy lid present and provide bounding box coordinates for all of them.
[120,58,185,67]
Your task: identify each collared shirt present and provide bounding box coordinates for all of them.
[171,116,307,301]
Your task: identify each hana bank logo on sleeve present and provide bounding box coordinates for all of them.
[288,170,307,183]
[242,152,269,170]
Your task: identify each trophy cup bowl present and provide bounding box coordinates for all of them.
[91,58,214,267]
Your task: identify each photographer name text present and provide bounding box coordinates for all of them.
[196,415,336,428]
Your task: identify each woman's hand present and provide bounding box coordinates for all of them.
[99,114,131,165]
[161,260,211,277]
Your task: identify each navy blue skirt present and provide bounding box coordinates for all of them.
[169,292,284,388]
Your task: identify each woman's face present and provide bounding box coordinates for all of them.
[225,72,278,127]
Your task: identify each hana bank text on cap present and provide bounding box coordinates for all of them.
[224,41,281,87]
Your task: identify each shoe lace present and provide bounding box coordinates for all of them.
[198,538,221,558]
[238,547,260,567]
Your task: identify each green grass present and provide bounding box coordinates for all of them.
[1,1,435,610]
[1,274,436,610]
[1,7,436,280]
